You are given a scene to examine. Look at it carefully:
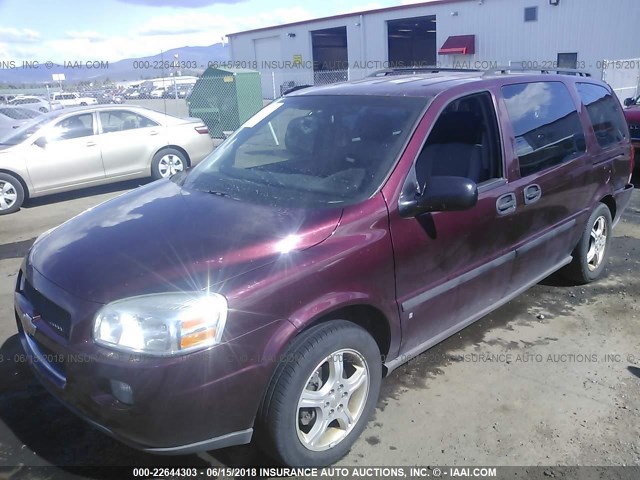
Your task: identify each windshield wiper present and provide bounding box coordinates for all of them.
[207,189,239,200]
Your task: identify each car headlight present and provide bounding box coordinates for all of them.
[93,292,227,356]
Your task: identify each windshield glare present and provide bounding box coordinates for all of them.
[181,95,428,207]
[0,113,57,145]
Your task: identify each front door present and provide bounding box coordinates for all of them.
[27,112,105,193]
[387,90,517,355]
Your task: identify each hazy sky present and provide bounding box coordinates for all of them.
[0,0,428,63]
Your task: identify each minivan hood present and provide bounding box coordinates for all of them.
[29,180,342,303]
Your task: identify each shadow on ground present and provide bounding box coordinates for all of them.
[22,179,151,209]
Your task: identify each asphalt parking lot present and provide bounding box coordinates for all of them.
[0,176,639,478]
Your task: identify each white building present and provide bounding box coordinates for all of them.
[228,0,640,99]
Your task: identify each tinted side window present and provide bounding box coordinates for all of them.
[502,81,585,177]
[576,83,627,148]
[99,111,158,132]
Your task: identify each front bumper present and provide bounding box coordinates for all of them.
[14,266,295,454]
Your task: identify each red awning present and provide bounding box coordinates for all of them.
[438,35,475,55]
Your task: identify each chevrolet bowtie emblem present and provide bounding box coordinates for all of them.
[22,311,40,336]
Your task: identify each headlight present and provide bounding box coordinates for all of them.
[93,292,227,356]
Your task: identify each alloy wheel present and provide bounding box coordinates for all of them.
[586,215,607,271]
[296,349,369,451]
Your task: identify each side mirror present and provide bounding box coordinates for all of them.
[624,97,635,107]
[33,137,47,149]
[400,176,478,217]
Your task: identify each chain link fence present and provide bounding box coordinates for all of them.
[183,71,264,138]
[601,58,640,103]
[261,68,368,100]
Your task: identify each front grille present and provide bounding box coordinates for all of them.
[22,280,71,339]
[630,123,640,141]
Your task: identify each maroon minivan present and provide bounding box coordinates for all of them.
[14,69,634,466]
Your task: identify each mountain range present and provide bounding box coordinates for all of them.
[0,43,231,86]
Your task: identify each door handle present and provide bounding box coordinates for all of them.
[523,184,542,205]
[149,130,159,136]
[86,141,97,147]
[496,192,516,215]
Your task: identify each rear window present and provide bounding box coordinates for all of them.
[502,81,586,177]
[576,83,628,148]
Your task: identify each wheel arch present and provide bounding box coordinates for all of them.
[308,305,391,361]
[599,194,616,223]
[161,144,192,167]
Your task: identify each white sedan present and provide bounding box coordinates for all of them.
[0,105,214,214]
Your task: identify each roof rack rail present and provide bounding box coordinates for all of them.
[368,66,482,77]
[484,67,592,77]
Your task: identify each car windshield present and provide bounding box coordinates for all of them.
[0,107,40,120]
[180,95,428,207]
[0,112,61,145]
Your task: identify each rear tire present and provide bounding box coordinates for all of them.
[151,148,187,179]
[562,203,612,284]
[257,321,381,467]
[0,173,25,215]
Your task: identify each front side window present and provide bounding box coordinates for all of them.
[502,81,586,176]
[180,95,428,207]
[50,113,94,141]
[576,83,628,148]
[415,91,503,188]
[99,110,158,132]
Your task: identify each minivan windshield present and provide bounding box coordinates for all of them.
[180,95,428,207]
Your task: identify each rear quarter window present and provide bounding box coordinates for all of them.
[576,83,628,148]
[502,81,586,177]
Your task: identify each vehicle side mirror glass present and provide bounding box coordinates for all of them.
[400,175,478,217]
[624,97,634,107]
[34,137,47,148]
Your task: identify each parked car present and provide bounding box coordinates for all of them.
[52,92,98,107]
[0,105,213,214]
[0,106,42,138]
[149,87,166,99]
[7,95,63,113]
[88,91,125,105]
[163,85,193,99]
[124,89,141,100]
[12,70,634,466]
[623,95,640,164]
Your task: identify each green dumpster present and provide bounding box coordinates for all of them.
[187,68,263,138]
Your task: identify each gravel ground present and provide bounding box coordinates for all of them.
[0,176,638,479]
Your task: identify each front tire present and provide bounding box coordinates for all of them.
[562,203,612,284]
[151,148,187,179]
[258,321,381,466]
[0,173,25,215]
